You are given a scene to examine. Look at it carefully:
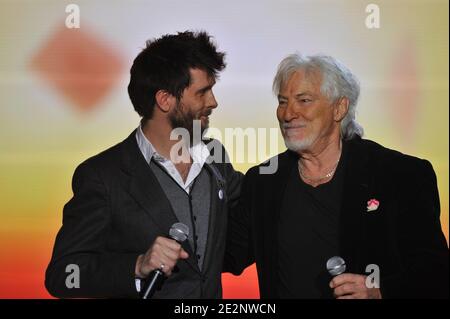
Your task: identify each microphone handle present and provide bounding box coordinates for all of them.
[142,269,164,299]
[141,232,187,299]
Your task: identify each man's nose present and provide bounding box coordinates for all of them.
[207,92,218,109]
[283,101,297,122]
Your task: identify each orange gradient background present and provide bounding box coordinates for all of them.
[0,0,448,298]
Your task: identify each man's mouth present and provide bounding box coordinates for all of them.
[282,123,307,138]
[282,124,306,132]
[200,111,212,120]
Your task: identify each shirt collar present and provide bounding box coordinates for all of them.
[135,125,210,166]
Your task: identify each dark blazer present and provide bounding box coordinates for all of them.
[46,130,242,298]
[224,136,449,298]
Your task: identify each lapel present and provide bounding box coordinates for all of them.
[200,162,223,273]
[263,150,297,295]
[119,131,199,272]
[338,137,370,274]
[199,139,228,274]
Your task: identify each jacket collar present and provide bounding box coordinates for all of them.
[119,130,200,272]
[338,136,370,273]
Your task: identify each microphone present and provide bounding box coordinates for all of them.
[326,256,346,277]
[141,222,189,299]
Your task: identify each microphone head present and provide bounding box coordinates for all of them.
[326,256,346,276]
[169,223,189,243]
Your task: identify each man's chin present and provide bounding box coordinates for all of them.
[197,126,208,142]
[201,116,209,127]
[191,123,208,145]
[199,118,209,133]
[284,137,312,152]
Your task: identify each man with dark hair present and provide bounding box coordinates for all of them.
[46,31,242,298]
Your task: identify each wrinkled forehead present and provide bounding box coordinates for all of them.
[281,67,323,93]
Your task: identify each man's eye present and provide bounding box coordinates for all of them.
[278,100,287,105]
[301,99,312,103]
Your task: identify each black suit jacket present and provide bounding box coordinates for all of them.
[225,137,449,298]
[46,130,242,298]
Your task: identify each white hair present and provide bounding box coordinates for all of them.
[273,53,364,140]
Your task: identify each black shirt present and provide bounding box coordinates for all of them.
[277,149,346,298]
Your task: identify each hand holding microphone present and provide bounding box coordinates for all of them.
[326,256,381,299]
[136,223,190,298]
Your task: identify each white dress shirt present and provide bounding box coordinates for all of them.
[135,125,210,193]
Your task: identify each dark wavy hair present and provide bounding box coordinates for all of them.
[128,31,226,120]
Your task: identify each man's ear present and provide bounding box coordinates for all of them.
[334,97,349,122]
[155,90,175,113]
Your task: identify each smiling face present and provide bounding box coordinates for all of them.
[169,68,218,137]
[277,68,346,153]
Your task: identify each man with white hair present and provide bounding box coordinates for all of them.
[224,53,449,298]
